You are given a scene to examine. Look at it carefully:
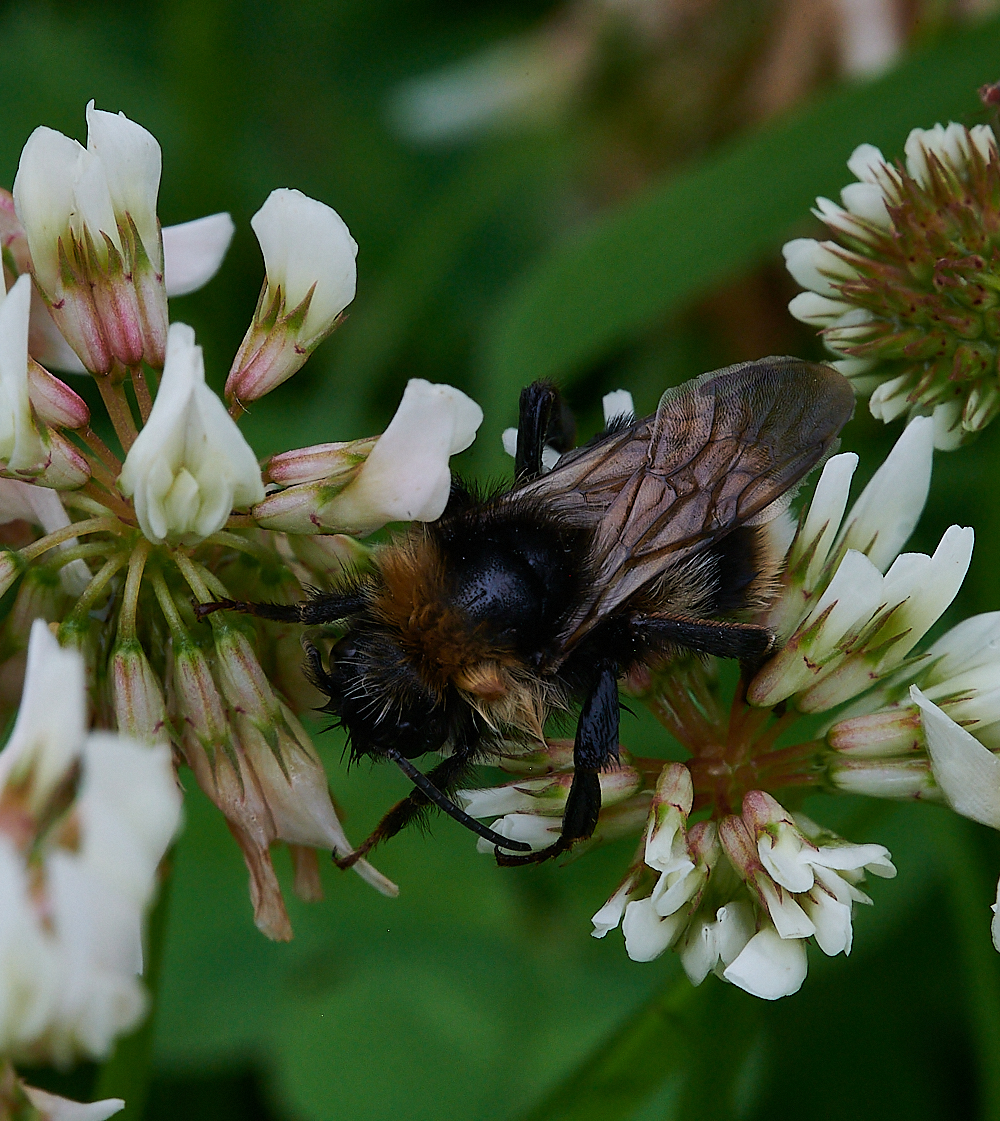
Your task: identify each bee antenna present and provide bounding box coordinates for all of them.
[385,749,531,853]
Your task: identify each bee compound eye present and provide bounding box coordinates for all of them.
[333,636,358,661]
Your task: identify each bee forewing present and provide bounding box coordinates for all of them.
[513,357,854,649]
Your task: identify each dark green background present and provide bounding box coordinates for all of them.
[9,2,1000,1118]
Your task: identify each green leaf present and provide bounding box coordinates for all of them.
[482,18,1000,402]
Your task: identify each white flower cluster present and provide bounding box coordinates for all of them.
[592,767,894,1000]
[783,122,1000,449]
[0,620,180,1065]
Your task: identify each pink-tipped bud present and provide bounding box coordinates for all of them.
[212,624,283,733]
[26,360,89,429]
[171,640,230,759]
[828,706,923,757]
[263,437,376,487]
[828,756,939,799]
[109,638,168,743]
[251,479,341,535]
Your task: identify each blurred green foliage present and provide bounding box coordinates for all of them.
[5,1,1000,1118]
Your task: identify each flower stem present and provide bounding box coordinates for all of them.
[60,553,128,628]
[130,366,154,425]
[79,426,122,474]
[80,479,134,522]
[118,540,151,643]
[203,529,276,563]
[150,568,188,642]
[18,518,119,562]
[95,376,139,452]
[93,855,174,1120]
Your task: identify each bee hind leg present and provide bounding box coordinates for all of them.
[496,662,618,867]
[515,381,576,482]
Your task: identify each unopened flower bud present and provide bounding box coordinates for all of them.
[118,323,264,545]
[828,755,939,799]
[109,639,167,744]
[263,437,376,488]
[226,188,357,405]
[26,360,89,430]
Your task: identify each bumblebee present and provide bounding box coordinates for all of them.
[204,357,853,865]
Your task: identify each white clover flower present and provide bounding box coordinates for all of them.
[226,188,358,405]
[21,1083,123,1120]
[750,417,973,712]
[0,620,181,1064]
[118,322,265,545]
[13,103,168,373]
[783,122,1000,448]
[256,378,483,536]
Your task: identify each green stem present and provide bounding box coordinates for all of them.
[18,518,118,562]
[150,568,188,642]
[130,366,153,426]
[118,540,151,643]
[93,856,174,1119]
[202,529,275,563]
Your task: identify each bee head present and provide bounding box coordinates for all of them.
[321,632,452,761]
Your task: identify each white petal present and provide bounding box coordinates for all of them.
[0,274,45,472]
[162,213,235,297]
[782,238,857,296]
[622,897,684,962]
[802,890,853,956]
[0,620,85,809]
[840,181,892,228]
[787,291,853,326]
[21,1086,124,1121]
[756,878,816,939]
[76,734,182,909]
[809,841,894,874]
[912,685,1000,829]
[320,379,483,535]
[501,427,518,458]
[992,876,1000,953]
[797,451,857,587]
[932,399,965,451]
[927,612,1000,681]
[602,389,634,425]
[869,374,913,422]
[879,526,974,665]
[475,813,560,854]
[86,102,162,270]
[591,874,640,939]
[758,832,814,894]
[251,188,357,342]
[838,415,933,571]
[12,126,85,295]
[847,143,889,183]
[723,927,808,999]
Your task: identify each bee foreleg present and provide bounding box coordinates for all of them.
[333,746,531,869]
[515,381,575,482]
[193,590,367,623]
[496,662,619,867]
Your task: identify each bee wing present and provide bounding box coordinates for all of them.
[514,357,854,649]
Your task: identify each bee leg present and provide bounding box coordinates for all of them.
[193,591,367,623]
[334,748,531,869]
[515,381,575,482]
[496,663,619,867]
[632,614,774,681]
